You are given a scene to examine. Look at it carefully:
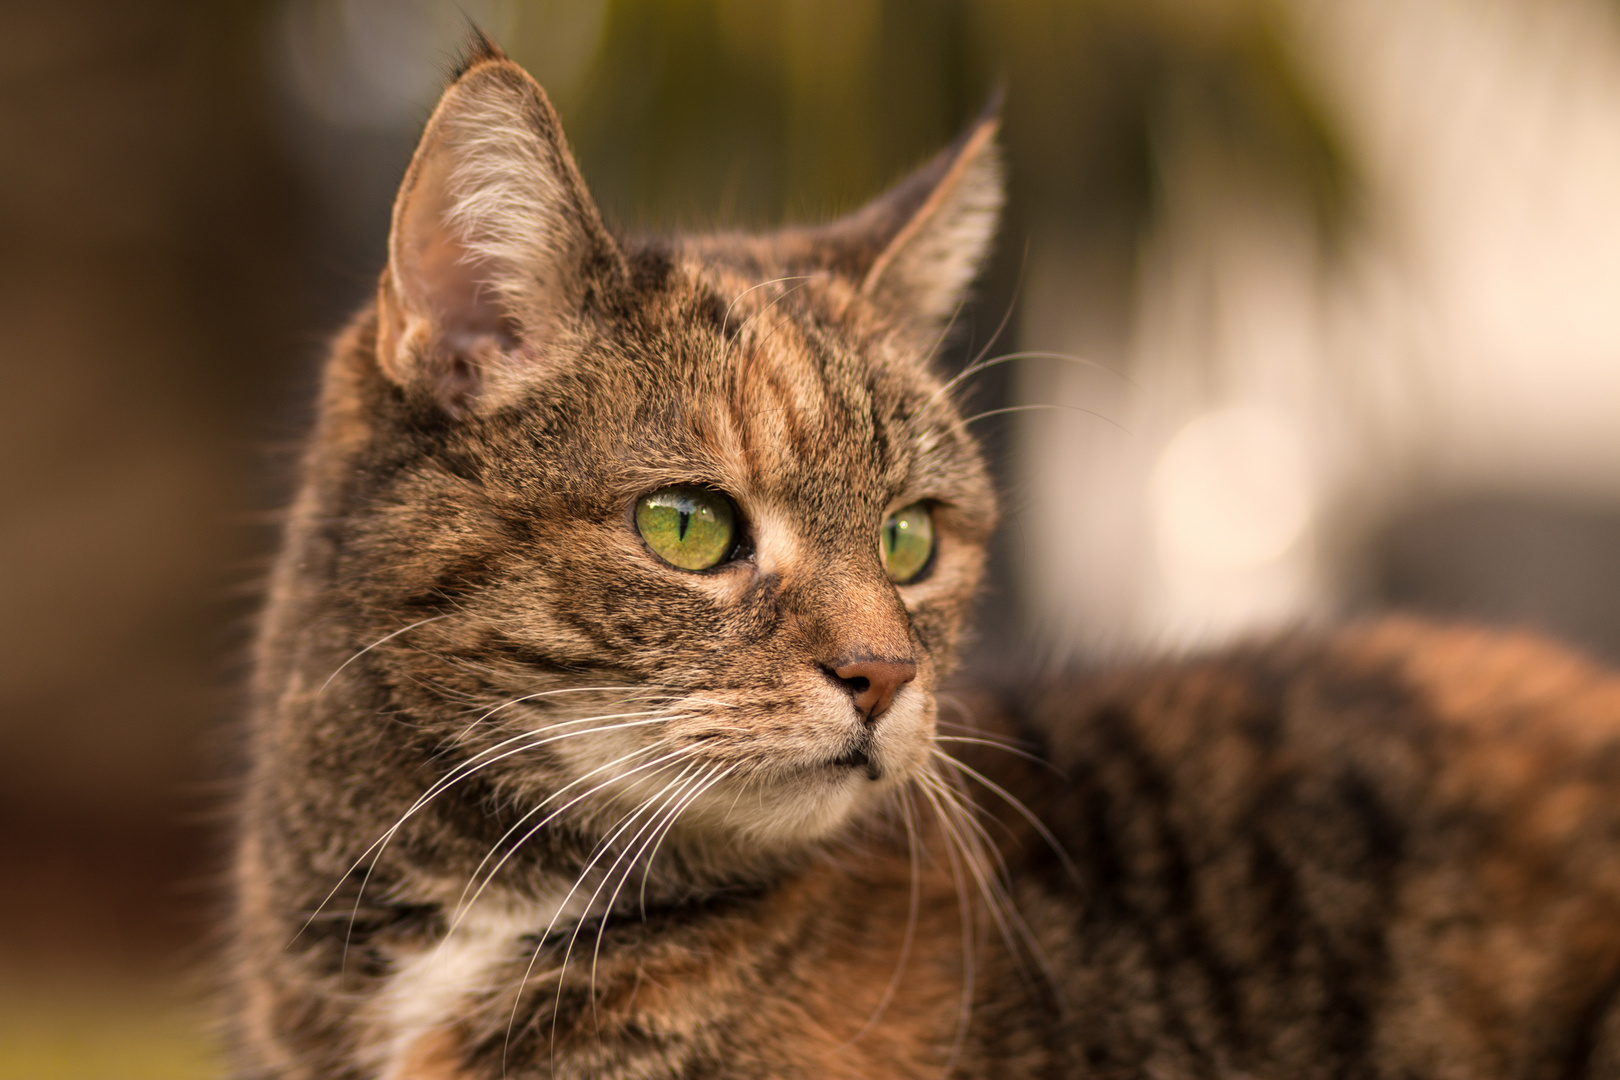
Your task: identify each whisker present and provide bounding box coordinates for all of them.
[721,275,813,337]
[448,686,661,744]
[849,785,922,1043]
[666,694,743,711]
[947,255,1025,391]
[720,279,811,373]
[580,764,721,1025]
[933,716,1038,749]
[934,698,1069,776]
[339,712,672,877]
[294,712,680,953]
[919,764,1065,1007]
[918,771,1018,953]
[447,742,703,935]
[581,762,737,1047]
[439,743,677,941]
[933,734,1058,771]
[636,762,733,916]
[913,777,977,1072]
[930,749,1080,884]
[337,718,687,975]
[919,768,1023,921]
[934,347,1136,408]
[502,749,706,1065]
[317,614,451,696]
[928,294,971,366]
[963,401,1130,433]
[607,762,717,928]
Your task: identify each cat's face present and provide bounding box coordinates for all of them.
[328,53,1000,858]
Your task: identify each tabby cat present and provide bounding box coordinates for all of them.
[233,38,1620,1079]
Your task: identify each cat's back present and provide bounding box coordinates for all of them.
[1021,617,1620,859]
[963,618,1620,1079]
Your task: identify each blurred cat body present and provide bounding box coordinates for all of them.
[233,39,1620,1080]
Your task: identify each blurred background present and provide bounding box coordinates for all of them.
[3,0,1619,1073]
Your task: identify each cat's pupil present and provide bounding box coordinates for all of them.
[634,487,736,571]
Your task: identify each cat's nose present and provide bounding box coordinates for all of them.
[829,658,917,723]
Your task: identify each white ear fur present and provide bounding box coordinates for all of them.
[377,58,620,413]
[860,115,1004,326]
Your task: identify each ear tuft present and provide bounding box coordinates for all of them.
[450,26,507,80]
[795,104,1004,334]
[377,55,621,415]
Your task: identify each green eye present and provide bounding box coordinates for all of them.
[881,502,935,584]
[635,487,737,571]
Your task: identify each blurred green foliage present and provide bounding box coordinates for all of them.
[499,0,1353,247]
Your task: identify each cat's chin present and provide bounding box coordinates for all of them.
[662,759,908,854]
[561,685,937,853]
[681,720,935,851]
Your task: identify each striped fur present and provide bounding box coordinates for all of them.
[232,42,1620,1079]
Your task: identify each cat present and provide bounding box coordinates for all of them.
[232,36,1620,1080]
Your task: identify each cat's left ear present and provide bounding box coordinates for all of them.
[816,105,1004,330]
[375,42,624,414]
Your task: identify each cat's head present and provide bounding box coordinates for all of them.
[318,43,1000,860]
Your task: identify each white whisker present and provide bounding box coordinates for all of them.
[849,785,922,1043]
[919,763,1065,1010]
[580,764,718,1018]
[448,742,704,934]
[932,347,1134,407]
[336,717,686,973]
[964,401,1129,432]
[931,749,1079,884]
[318,615,451,696]
[500,748,706,1063]
[635,761,733,916]
[448,686,663,744]
[293,711,681,953]
[721,275,813,337]
[933,734,1056,770]
[914,777,977,1072]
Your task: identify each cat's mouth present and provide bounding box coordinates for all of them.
[828,737,882,781]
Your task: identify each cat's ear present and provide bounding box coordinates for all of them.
[376,42,623,414]
[818,105,1004,329]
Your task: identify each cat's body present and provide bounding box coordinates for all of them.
[232,40,1620,1079]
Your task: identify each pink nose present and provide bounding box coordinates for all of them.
[830,659,917,723]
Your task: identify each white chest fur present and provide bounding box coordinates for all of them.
[370,890,588,1080]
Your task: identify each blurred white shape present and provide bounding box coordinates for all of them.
[1142,403,1318,649]
[1151,405,1312,571]
[1016,0,1620,660]
[1317,0,1620,498]
[1014,155,1329,656]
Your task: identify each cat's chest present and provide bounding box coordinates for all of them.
[361,869,981,1080]
[366,890,587,1080]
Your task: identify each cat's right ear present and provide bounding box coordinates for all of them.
[798,102,1004,336]
[376,45,623,415]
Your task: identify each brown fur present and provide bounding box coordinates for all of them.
[233,42,1620,1080]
